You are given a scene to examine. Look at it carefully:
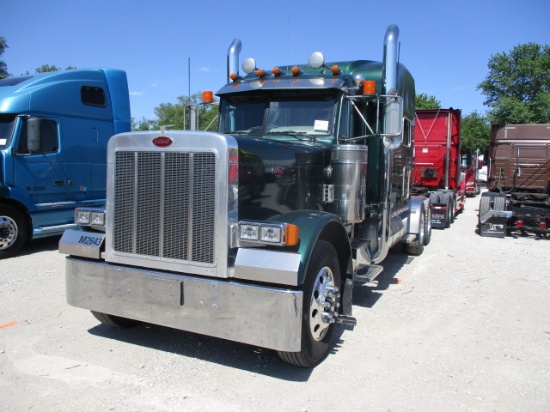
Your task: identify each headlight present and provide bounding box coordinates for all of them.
[237,221,298,246]
[239,224,260,241]
[75,207,106,229]
[76,210,91,225]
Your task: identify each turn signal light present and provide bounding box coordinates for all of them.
[285,224,299,246]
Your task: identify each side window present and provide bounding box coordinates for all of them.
[41,119,59,152]
[81,86,106,107]
[18,117,59,154]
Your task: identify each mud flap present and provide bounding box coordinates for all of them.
[479,216,507,238]
[431,204,448,229]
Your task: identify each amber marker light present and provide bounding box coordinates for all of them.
[291,66,301,76]
[331,65,341,75]
[285,224,300,246]
[363,80,376,95]
[230,73,238,81]
[202,90,213,104]
[256,68,265,78]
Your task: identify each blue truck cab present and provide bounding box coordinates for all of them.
[0,68,130,257]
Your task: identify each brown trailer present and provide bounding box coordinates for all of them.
[480,124,550,238]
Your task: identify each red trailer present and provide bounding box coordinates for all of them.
[412,109,470,228]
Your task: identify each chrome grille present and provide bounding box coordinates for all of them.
[113,151,216,264]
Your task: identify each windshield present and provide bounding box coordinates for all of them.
[0,115,16,149]
[219,92,337,139]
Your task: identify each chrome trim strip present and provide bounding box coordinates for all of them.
[234,248,301,286]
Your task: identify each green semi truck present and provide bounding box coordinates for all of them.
[60,25,430,367]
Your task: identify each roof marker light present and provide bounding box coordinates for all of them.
[291,66,302,76]
[202,90,213,103]
[362,80,376,95]
[331,65,341,75]
[272,67,285,76]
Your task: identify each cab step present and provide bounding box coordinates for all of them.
[354,264,384,284]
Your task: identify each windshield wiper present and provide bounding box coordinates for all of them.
[266,130,317,142]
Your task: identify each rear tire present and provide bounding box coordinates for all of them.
[91,311,139,328]
[423,207,432,246]
[277,240,341,367]
[439,193,452,228]
[407,207,426,255]
[0,205,28,259]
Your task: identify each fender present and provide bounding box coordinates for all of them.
[268,210,352,286]
[0,183,33,209]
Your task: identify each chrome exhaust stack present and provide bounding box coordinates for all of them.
[383,24,400,94]
[357,24,403,267]
[227,39,242,82]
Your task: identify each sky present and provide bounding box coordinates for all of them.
[2,0,549,122]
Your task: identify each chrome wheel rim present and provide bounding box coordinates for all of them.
[0,215,18,250]
[309,266,337,341]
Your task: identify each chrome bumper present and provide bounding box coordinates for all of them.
[65,257,303,352]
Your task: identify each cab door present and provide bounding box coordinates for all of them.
[12,116,67,206]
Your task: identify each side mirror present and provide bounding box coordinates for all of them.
[382,95,403,149]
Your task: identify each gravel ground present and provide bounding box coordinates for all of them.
[1,192,549,411]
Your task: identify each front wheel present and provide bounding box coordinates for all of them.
[91,311,139,328]
[278,240,341,367]
[0,205,28,259]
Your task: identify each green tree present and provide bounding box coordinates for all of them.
[22,65,76,75]
[477,43,550,124]
[460,111,491,152]
[131,117,158,131]
[0,36,9,79]
[415,93,441,109]
[154,92,218,131]
[34,64,76,73]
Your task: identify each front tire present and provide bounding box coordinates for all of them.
[278,240,341,367]
[0,205,28,258]
[91,311,139,328]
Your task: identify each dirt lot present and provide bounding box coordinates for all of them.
[1,193,549,411]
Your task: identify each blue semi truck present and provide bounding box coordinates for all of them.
[0,68,130,257]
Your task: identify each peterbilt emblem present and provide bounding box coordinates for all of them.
[153,136,173,147]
